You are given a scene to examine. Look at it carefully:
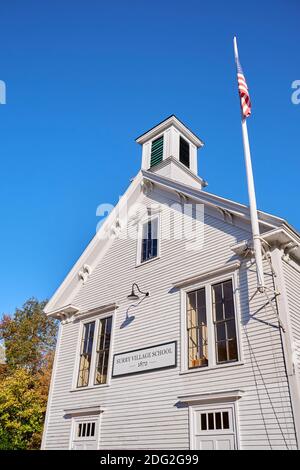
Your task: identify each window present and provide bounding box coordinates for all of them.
[187,288,208,368]
[140,217,158,263]
[76,315,113,389]
[77,421,96,438]
[150,135,164,167]
[183,277,239,371]
[200,411,230,431]
[179,136,190,168]
[94,316,112,385]
[77,321,95,387]
[212,280,238,363]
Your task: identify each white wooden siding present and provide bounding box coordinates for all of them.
[43,188,297,450]
[283,260,300,387]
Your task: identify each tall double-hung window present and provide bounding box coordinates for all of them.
[77,315,113,388]
[139,217,159,264]
[185,278,239,370]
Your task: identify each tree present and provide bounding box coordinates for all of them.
[0,369,47,449]
[0,298,57,374]
[0,298,58,449]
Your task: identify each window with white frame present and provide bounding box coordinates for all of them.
[77,315,113,388]
[184,278,239,370]
[212,280,238,364]
[77,321,95,387]
[138,216,159,264]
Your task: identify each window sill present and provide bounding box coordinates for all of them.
[70,383,110,392]
[136,256,160,268]
[179,361,244,375]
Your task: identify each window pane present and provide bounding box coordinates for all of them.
[217,341,227,363]
[91,422,95,437]
[226,320,236,339]
[215,302,224,321]
[77,322,95,388]
[224,299,234,319]
[94,316,112,385]
[223,412,230,429]
[213,283,223,303]
[215,412,222,430]
[208,413,214,430]
[216,323,226,341]
[228,339,238,361]
[201,414,207,430]
[223,280,233,301]
[187,288,208,368]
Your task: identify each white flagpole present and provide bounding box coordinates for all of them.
[233,37,265,292]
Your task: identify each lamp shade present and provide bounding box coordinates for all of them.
[127,287,139,301]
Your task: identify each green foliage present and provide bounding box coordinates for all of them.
[0,369,46,449]
[0,298,58,449]
[0,298,57,374]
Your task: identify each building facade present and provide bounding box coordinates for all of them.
[42,116,300,450]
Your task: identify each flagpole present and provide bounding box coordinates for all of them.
[233,37,265,292]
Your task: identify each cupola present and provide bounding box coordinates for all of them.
[136,115,206,189]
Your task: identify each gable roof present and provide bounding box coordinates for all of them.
[135,115,204,148]
[44,169,300,317]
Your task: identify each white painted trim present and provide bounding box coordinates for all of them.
[142,169,285,230]
[64,405,103,417]
[73,303,118,322]
[173,261,241,288]
[179,389,244,404]
[41,323,62,449]
[135,115,204,148]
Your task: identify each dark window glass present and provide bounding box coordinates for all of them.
[179,136,190,168]
[91,422,95,437]
[208,413,214,430]
[212,280,238,364]
[94,316,113,385]
[201,414,207,430]
[187,287,208,369]
[77,322,95,387]
[141,218,158,263]
[223,412,230,429]
[215,412,222,430]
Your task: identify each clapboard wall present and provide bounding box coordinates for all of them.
[283,259,300,391]
[43,187,297,450]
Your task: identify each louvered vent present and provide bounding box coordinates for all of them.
[150,136,164,167]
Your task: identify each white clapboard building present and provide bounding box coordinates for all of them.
[42,116,300,450]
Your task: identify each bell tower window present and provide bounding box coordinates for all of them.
[179,136,190,168]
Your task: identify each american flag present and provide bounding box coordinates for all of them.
[236,56,251,118]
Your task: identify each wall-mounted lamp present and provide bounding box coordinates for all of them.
[127,283,150,301]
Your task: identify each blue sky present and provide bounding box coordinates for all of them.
[0,0,299,315]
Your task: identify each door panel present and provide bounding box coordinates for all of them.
[195,435,235,450]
